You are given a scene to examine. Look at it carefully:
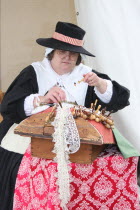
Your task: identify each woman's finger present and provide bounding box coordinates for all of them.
[58,91,66,101]
[83,72,94,82]
[52,92,61,102]
[49,95,59,103]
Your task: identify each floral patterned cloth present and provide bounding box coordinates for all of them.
[13,145,140,210]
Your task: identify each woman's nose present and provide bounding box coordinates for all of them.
[65,51,71,57]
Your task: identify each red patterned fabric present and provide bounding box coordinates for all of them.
[13,145,140,210]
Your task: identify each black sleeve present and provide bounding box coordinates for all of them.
[1,65,38,123]
[85,70,130,112]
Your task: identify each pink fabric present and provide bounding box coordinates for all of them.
[13,146,140,210]
[89,119,115,144]
[52,32,84,46]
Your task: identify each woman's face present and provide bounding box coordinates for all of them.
[50,50,79,75]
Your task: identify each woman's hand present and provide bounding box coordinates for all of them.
[83,72,107,94]
[33,86,66,108]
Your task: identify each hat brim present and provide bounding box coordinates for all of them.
[36,38,95,57]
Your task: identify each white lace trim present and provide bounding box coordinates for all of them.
[52,107,80,209]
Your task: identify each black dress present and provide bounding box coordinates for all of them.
[0,65,130,210]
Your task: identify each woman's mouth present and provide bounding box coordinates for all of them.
[62,61,70,64]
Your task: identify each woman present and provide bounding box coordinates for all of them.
[0,22,134,209]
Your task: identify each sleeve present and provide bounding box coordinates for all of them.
[85,69,130,112]
[1,65,39,123]
[24,94,40,116]
[94,79,113,103]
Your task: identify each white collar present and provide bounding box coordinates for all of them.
[32,57,92,106]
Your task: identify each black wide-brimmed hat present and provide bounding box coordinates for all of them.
[36,21,95,57]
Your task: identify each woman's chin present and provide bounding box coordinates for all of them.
[61,63,74,72]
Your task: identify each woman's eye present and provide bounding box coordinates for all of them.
[60,50,65,54]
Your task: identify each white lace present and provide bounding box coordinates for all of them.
[52,107,80,209]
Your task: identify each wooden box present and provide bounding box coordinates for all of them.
[31,137,106,164]
[15,112,115,164]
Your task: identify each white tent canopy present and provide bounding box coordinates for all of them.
[74,0,140,152]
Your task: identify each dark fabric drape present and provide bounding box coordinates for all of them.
[0,147,23,210]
